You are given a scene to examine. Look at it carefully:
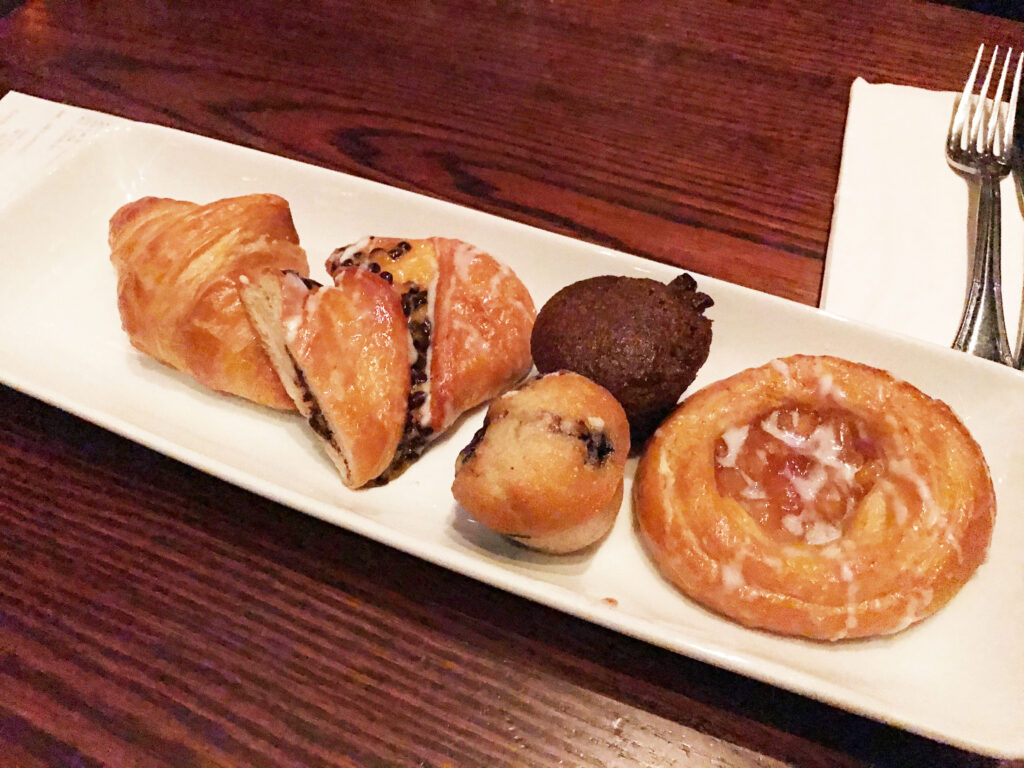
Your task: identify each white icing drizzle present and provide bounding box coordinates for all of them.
[717,424,749,468]
[761,412,856,485]
[770,357,792,381]
[843,578,860,635]
[738,471,766,500]
[781,510,841,545]
[781,514,804,537]
[442,243,491,361]
[804,521,842,545]
[816,373,847,402]
[482,258,534,324]
[787,462,828,503]
[300,288,326,339]
[946,529,965,564]
[891,492,909,526]
[721,562,745,591]
[281,272,319,343]
[820,543,843,559]
[892,588,934,633]
[887,457,940,526]
[658,448,676,500]
[753,409,866,546]
[451,239,480,284]
[337,235,371,263]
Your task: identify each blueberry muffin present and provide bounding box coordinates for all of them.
[452,371,630,554]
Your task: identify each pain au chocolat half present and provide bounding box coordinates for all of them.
[634,355,996,641]
[242,236,536,488]
[109,194,309,409]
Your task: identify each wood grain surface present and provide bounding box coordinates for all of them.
[2,1,1023,766]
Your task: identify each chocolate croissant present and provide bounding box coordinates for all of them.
[244,237,536,487]
[326,237,537,438]
[108,194,310,409]
[241,269,411,488]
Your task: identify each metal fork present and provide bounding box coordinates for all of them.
[946,44,1023,366]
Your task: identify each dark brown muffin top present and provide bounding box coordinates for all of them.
[531,273,713,443]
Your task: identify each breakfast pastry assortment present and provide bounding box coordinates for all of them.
[108,193,997,642]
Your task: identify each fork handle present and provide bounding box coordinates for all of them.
[953,177,1014,365]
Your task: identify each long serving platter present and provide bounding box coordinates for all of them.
[1,93,1021,758]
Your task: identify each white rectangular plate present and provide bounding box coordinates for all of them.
[1,94,1022,758]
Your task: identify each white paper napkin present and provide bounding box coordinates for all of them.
[822,78,1024,350]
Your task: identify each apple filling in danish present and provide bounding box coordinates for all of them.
[714,405,884,547]
[634,355,996,641]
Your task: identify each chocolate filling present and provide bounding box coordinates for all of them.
[286,350,350,478]
[388,241,412,259]
[402,287,428,317]
[288,350,316,408]
[326,240,437,486]
[308,408,334,443]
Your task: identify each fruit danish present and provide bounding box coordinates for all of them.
[634,355,996,641]
[108,194,309,409]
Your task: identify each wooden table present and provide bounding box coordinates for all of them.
[1,1,1021,766]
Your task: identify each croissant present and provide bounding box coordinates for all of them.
[109,194,309,409]
[244,236,536,487]
[634,355,996,641]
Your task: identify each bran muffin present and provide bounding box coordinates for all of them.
[531,273,713,443]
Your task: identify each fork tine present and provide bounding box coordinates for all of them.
[985,47,1012,152]
[1001,51,1023,157]
[971,45,999,152]
[952,43,984,148]
[946,44,1017,366]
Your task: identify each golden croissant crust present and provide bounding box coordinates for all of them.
[109,194,309,409]
[634,355,996,641]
